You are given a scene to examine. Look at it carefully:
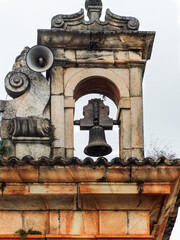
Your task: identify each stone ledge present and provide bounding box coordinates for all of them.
[79,183,171,195]
[0,236,44,240]
[2,183,77,195]
[1,182,171,195]
[0,235,155,240]
[0,157,179,183]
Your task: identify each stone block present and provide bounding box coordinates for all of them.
[65,148,74,158]
[52,48,65,60]
[114,51,129,61]
[4,183,29,195]
[65,108,74,149]
[113,69,130,94]
[51,96,65,148]
[53,140,62,148]
[76,50,114,64]
[49,212,59,234]
[0,119,10,138]
[24,212,49,234]
[64,68,81,90]
[0,166,38,183]
[129,51,142,60]
[128,211,149,235]
[143,183,170,194]
[39,165,106,182]
[131,148,144,159]
[0,211,22,234]
[79,194,164,211]
[106,166,130,182]
[132,166,180,182]
[99,211,127,234]
[79,183,120,195]
[120,109,131,149]
[53,147,65,157]
[121,149,132,160]
[15,143,50,160]
[131,97,144,149]
[51,66,64,95]
[65,50,76,61]
[44,195,76,210]
[79,183,170,195]
[29,183,77,195]
[60,211,98,235]
[65,97,75,108]
[129,67,143,97]
[0,195,76,211]
[79,183,140,195]
[118,98,131,111]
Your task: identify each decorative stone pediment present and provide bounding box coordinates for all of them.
[51,2,139,31]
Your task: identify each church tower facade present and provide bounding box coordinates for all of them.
[0,1,179,240]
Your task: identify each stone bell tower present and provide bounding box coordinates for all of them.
[0,0,154,160]
[0,1,179,240]
[37,0,155,160]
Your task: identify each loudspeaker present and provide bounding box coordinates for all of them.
[26,45,54,72]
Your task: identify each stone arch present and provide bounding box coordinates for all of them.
[64,68,129,106]
[74,77,119,106]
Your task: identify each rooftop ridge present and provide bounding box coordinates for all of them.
[0,156,179,166]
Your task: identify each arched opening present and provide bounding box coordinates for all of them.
[74,76,120,106]
[73,76,120,159]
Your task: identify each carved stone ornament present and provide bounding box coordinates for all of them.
[7,117,50,137]
[85,0,103,9]
[0,47,50,119]
[51,4,139,31]
[5,71,30,98]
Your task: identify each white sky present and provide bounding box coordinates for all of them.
[0,0,179,238]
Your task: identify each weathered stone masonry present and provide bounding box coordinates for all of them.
[0,1,179,240]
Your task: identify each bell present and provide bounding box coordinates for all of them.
[84,126,112,157]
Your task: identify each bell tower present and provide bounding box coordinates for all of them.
[36,0,155,160]
[0,1,179,240]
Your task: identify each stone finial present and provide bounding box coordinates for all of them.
[85,0,103,20]
[85,0,103,9]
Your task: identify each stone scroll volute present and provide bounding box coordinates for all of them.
[0,47,51,159]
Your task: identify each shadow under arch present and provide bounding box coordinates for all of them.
[74,76,120,107]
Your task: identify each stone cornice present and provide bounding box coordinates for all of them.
[38,30,155,60]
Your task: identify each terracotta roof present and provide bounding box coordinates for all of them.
[0,155,179,240]
[0,156,179,166]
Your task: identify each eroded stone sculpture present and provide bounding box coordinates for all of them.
[0,47,50,159]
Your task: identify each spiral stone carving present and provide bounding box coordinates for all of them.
[127,17,139,30]
[7,120,15,136]
[5,71,30,98]
[37,118,50,136]
[51,16,64,28]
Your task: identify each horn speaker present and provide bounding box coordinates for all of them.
[26,45,54,72]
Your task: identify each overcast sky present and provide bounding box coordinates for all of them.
[0,0,179,238]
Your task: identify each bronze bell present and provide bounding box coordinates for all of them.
[84,125,112,157]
